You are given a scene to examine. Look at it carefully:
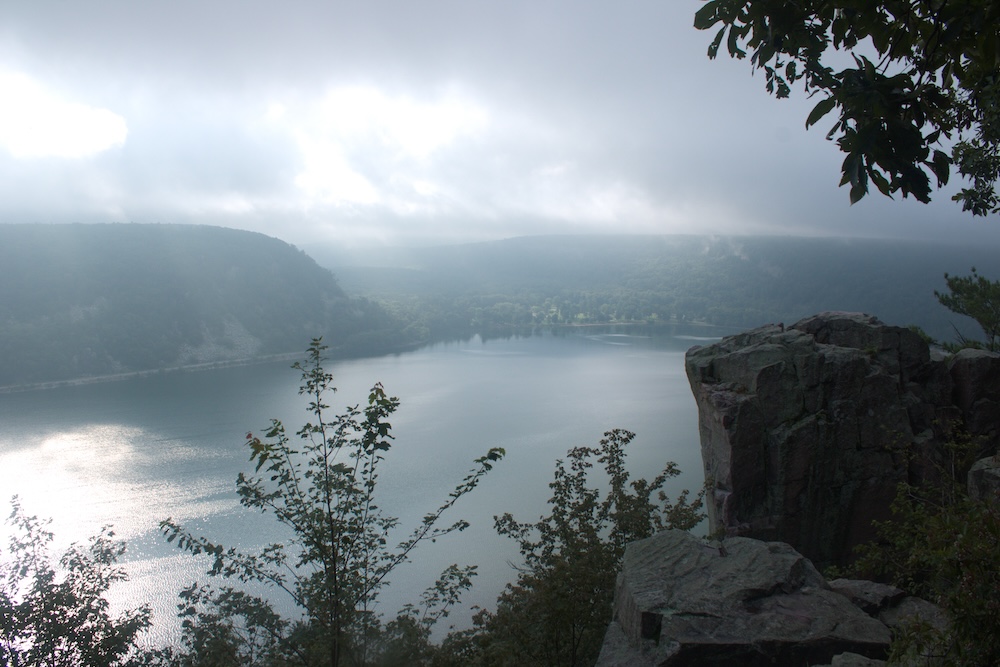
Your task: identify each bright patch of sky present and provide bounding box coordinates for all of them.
[0,69,127,159]
[285,85,488,210]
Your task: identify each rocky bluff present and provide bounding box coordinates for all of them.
[597,312,1000,666]
[684,311,1000,567]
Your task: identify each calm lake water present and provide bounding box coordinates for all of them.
[0,326,718,645]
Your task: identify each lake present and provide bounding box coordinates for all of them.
[0,325,719,645]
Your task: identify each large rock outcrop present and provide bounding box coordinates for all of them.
[596,530,943,667]
[685,312,1000,567]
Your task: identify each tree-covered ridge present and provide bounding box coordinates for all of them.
[0,224,404,388]
[322,235,1000,345]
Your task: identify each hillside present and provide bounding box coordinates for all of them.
[8,228,998,388]
[0,224,403,388]
[311,235,1000,344]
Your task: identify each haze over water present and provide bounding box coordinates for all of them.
[0,326,715,644]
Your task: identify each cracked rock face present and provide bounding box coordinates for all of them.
[684,312,1000,567]
[597,531,891,667]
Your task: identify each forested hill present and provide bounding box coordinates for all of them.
[313,234,1000,345]
[0,224,403,388]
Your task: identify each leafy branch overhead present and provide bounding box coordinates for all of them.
[695,0,1000,214]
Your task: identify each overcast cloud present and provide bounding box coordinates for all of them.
[1,0,998,248]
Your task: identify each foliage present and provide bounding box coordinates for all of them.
[338,235,1000,347]
[935,267,1000,351]
[455,429,704,667]
[165,583,290,667]
[0,497,153,667]
[694,0,1000,214]
[0,224,407,388]
[159,338,504,666]
[852,434,1000,666]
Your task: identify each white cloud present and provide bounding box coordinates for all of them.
[1,0,998,247]
[278,84,488,209]
[0,70,127,159]
[317,85,488,159]
[293,137,380,206]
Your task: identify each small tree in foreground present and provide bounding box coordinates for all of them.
[160,338,505,666]
[448,429,704,667]
[935,267,1000,351]
[0,498,153,667]
[852,434,1000,666]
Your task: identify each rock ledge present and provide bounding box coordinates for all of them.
[597,531,939,667]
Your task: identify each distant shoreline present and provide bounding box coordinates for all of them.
[0,354,302,395]
[0,321,730,394]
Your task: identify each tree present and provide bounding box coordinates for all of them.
[454,429,704,667]
[935,267,1000,350]
[694,0,1000,214]
[0,498,153,667]
[851,433,1000,666]
[160,338,505,666]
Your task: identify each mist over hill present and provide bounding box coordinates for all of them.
[0,224,403,388]
[310,234,1000,345]
[7,227,998,388]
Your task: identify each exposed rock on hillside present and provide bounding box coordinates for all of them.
[594,530,939,667]
[685,312,1000,566]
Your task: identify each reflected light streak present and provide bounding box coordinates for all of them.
[0,424,238,551]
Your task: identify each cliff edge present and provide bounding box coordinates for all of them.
[684,311,1000,567]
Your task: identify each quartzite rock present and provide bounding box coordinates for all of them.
[685,312,1000,566]
[596,530,890,667]
[827,579,905,616]
[968,455,1000,502]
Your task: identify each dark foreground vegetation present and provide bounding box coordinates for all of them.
[849,431,1000,666]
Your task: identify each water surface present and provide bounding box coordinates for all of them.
[0,326,715,643]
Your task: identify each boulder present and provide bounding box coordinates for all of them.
[968,455,1000,503]
[596,530,891,667]
[827,579,905,616]
[877,595,947,636]
[813,653,887,667]
[685,312,1000,566]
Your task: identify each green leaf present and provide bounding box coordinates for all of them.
[931,149,951,186]
[708,26,725,59]
[870,168,892,197]
[806,96,837,129]
[693,1,721,30]
[850,177,868,204]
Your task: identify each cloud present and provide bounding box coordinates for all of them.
[0,69,127,159]
[284,84,489,210]
[0,0,998,248]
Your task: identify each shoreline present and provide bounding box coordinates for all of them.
[0,321,729,394]
[0,354,303,395]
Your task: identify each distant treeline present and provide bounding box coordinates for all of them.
[0,224,408,388]
[7,227,998,387]
[320,235,1000,345]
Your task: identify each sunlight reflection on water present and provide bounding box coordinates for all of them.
[0,328,710,648]
[0,425,238,546]
[0,422,258,646]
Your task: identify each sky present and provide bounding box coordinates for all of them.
[1,0,999,249]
